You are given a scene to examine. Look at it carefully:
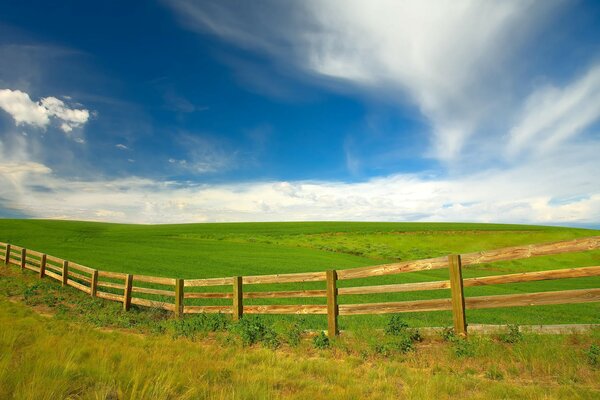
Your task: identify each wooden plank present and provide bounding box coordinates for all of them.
[337,256,448,280]
[338,266,600,296]
[123,274,133,311]
[90,270,98,297]
[98,270,128,279]
[131,297,175,311]
[39,254,47,278]
[69,271,92,283]
[97,281,125,290]
[461,236,600,266]
[67,279,91,294]
[9,244,23,251]
[68,261,95,274]
[46,254,65,264]
[339,281,450,295]
[232,276,243,321]
[44,262,62,273]
[133,274,176,286]
[243,271,326,285]
[184,277,234,287]
[45,270,61,281]
[184,292,233,299]
[24,248,44,257]
[244,305,328,315]
[244,289,327,299]
[131,286,176,296]
[175,279,184,317]
[326,270,339,336]
[23,263,40,273]
[464,265,600,287]
[25,256,41,265]
[183,306,232,314]
[448,255,467,336]
[339,298,453,315]
[96,291,123,302]
[62,260,68,287]
[465,288,600,310]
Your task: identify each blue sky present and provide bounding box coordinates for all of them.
[0,0,599,225]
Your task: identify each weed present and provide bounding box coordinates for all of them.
[373,336,414,356]
[498,324,523,344]
[282,321,303,347]
[384,315,409,336]
[585,344,600,367]
[313,331,330,349]
[453,338,475,358]
[441,327,456,342]
[233,316,280,348]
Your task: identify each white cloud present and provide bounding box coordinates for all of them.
[507,65,600,157]
[0,88,90,133]
[165,0,561,161]
[116,143,129,150]
[0,138,597,224]
[0,89,49,128]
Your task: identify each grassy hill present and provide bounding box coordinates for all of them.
[1,219,599,329]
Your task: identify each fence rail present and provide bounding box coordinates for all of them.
[1,236,600,336]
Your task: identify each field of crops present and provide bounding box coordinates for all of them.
[1,219,599,330]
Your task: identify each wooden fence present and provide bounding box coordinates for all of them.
[1,236,599,336]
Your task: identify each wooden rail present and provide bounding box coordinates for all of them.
[1,236,599,336]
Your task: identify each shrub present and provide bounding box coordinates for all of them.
[498,325,523,344]
[586,344,600,367]
[283,321,303,347]
[385,315,409,336]
[453,338,475,358]
[313,331,330,349]
[373,336,414,356]
[234,316,280,348]
[441,327,456,342]
[168,313,231,341]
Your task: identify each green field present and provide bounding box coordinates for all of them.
[1,219,599,330]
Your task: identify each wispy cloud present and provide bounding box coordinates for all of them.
[507,64,600,158]
[164,0,563,162]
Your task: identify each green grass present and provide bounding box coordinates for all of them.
[1,296,599,399]
[1,219,599,329]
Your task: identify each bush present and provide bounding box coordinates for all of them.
[586,344,600,367]
[283,321,303,347]
[385,315,409,336]
[498,325,523,344]
[233,316,280,349]
[373,336,414,356]
[441,327,456,342]
[168,313,230,341]
[313,331,330,349]
[453,338,475,358]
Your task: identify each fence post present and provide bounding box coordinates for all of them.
[448,254,467,336]
[175,279,184,317]
[326,270,339,336]
[4,244,10,265]
[123,274,133,311]
[39,254,47,278]
[90,269,98,297]
[232,276,243,321]
[62,260,69,286]
[20,248,26,270]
